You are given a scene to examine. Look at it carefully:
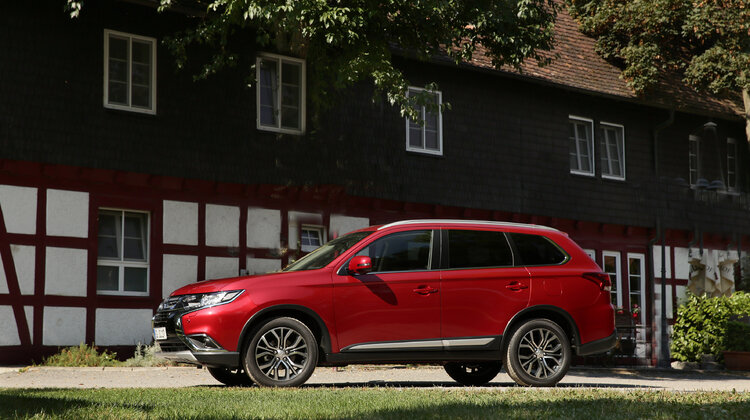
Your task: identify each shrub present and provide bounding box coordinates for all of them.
[41,343,120,367]
[725,320,750,352]
[121,342,175,367]
[671,292,750,362]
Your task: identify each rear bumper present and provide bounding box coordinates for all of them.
[155,350,240,368]
[576,329,617,356]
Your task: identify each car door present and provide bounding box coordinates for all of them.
[440,228,531,341]
[333,229,441,351]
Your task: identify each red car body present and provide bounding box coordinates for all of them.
[153,220,616,386]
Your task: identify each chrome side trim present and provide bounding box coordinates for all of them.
[442,337,495,348]
[345,340,443,352]
[378,219,559,232]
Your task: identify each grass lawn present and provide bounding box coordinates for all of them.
[1,387,748,419]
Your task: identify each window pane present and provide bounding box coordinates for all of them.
[131,85,150,108]
[409,126,423,148]
[97,265,119,291]
[124,213,145,237]
[109,36,128,61]
[281,105,300,130]
[124,213,147,261]
[124,267,148,292]
[259,59,278,126]
[510,233,566,266]
[109,59,128,83]
[282,62,300,86]
[108,81,128,105]
[357,230,432,272]
[448,230,512,269]
[424,129,439,150]
[98,212,121,259]
[132,62,150,86]
[124,239,145,260]
[131,41,151,65]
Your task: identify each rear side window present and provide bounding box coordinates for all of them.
[447,230,513,269]
[356,230,433,272]
[509,233,567,266]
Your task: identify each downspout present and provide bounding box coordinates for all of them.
[653,109,675,368]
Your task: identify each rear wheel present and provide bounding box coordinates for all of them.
[444,361,502,386]
[206,367,254,386]
[243,317,318,387]
[504,318,571,387]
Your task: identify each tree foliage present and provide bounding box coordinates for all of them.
[67,0,557,120]
[567,0,750,95]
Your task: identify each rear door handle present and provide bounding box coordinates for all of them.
[413,286,438,295]
[506,282,528,291]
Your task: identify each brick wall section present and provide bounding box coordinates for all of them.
[1,2,748,237]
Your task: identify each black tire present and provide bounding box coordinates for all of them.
[207,367,254,386]
[504,318,571,387]
[243,317,318,387]
[444,361,502,386]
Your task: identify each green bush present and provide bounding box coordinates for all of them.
[725,320,750,352]
[671,291,750,362]
[41,343,120,367]
[121,342,174,367]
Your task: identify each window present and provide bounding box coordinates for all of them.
[584,249,596,263]
[569,116,594,176]
[447,230,513,269]
[256,53,305,134]
[406,87,443,155]
[97,209,149,295]
[104,30,156,114]
[600,123,625,180]
[356,230,433,272]
[727,137,738,192]
[689,134,700,186]
[300,226,324,253]
[628,254,646,325]
[509,233,568,266]
[603,251,622,307]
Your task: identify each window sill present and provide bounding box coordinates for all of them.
[570,170,595,178]
[406,148,444,157]
[104,103,156,115]
[257,124,305,136]
[602,175,626,182]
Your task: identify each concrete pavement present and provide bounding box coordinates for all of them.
[2,365,750,391]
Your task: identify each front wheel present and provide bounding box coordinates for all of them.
[504,318,571,387]
[243,317,318,387]
[444,361,502,386]
[207,367,254,387]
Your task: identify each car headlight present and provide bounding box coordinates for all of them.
[182,290,244,310]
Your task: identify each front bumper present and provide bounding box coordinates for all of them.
[576,328,617,356]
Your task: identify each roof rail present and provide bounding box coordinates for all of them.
[377,219,559,232]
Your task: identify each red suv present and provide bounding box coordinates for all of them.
[153,220,615,387]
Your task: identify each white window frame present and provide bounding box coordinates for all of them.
[103,29,157,115]
[405,87,443,156]
[627,253,646,325]
[583,249,597,264]
[689,134,700,186]
[96,208,150,296]
[600,122,626,181]
[256,52,306,135]
[300,225,325,253]
[569,116,595,177]
[727,137,738,192]
[603,251,622,308]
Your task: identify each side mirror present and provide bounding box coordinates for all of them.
[348,256,372,275]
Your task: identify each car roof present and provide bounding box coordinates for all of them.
[376,219,560,233]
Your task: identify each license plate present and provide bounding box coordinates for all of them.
[153,327,167,341]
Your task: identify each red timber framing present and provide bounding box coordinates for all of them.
[1,158,748,364]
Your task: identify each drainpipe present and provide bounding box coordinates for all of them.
[647,227,658,366]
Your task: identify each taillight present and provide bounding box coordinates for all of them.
[583,272,611,291]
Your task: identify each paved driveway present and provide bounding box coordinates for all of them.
[2,366,750,391]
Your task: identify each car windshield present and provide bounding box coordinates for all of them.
[283,231,373,272]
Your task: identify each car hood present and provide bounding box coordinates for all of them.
[168,270,303,296]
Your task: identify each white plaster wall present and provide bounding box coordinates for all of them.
[162,254,198,298]
[45,247,87,297]
[206,257,239,280]
[246,257,281,275]
[652,245,672,279]
[288,211,323,250]
[163,200,198,245]
[46,189,89,238]
[673,247,692,280]
[330,214,369,238]
[206,204,239,247]
[0,306,21,346]
[95,308,153,345]
[247,208,281,248]
[43,306,85,346]
[0,185,37,234]
[0,245,35,295]
[24,306,33,344]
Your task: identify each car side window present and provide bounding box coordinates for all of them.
[446,229,513,269]
[355,230,433,272]
[509,233,567,266]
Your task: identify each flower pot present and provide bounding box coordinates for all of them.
[723,351,750,371]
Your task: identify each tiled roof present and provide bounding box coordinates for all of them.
[465,6,744,119]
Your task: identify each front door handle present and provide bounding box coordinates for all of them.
[506,282,529,291]
[413,286,438,295]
